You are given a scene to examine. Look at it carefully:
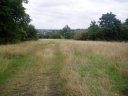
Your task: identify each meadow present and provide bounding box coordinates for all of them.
[0,39,128,96]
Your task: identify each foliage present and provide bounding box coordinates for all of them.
[38,25,73,39]
[73,31,85,40]
[99,12,121,40]
[60,25,73,39]
[82,12,128,41]
[37,12,128,41]
[125,18,128,25]
[120,24,128,40]
[26,25,38,40]
[38,32,61,39]
[0,0,37,44]
[83,21,102,40]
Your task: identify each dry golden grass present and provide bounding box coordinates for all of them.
[0,39,128,96]
[59,40,128,96]
[0,40,58,96]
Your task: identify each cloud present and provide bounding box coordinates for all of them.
[24,0,128,29]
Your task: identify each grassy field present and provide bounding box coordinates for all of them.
[0,39,128,96]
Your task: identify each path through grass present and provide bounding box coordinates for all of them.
[0,39,128,96]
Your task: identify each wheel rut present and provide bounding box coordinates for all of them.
[47,43,62,96]
[47,67,60,96]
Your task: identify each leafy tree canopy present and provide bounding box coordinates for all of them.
[125,18,128,25]
[98,12,121,40]
[61,25,72,39]
[0,0,37,44]
[99,12,121,28]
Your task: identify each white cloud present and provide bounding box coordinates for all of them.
[24,0,128,29]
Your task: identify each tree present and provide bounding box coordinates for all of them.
[84,21,102,40]
[89,21,98,29]
[78,12,128,41]
[120,24,128,40]
[61,25,72,39]
[124,18,128,25]
[0,0,37,44]
[99,12,121,40]
[120,18,128,40]
[26,25,38,40]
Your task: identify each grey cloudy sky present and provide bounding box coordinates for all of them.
[24,0,128,29]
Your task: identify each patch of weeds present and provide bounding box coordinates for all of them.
[0,55,31,85]
[76,64,102,96]
[120,75,128,95]
[75,53,105,77]
[106,65,128,95]
[76,64,98,77]
[106,65,119,81]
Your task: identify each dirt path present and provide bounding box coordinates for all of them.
[47,70,59,96]
[47,43,62,96]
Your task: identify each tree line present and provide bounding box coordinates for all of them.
[0,0,128,44]
[0,0,37,44]
[82,12,128,41]
[39,12,128,41]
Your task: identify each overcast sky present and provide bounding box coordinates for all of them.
[24,0,128,29]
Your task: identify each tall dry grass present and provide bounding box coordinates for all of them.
[0,39,128,96]
[59,40,128,96]
[0,40,58,96]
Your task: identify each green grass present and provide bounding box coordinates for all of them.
[54,43,68,96]
[0,55,29,84]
